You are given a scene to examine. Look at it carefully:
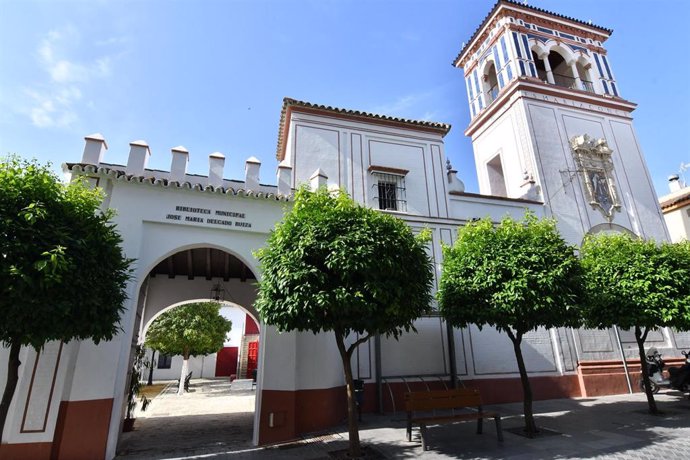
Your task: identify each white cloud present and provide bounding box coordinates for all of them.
[369,86,450,123]
[420,111,438,122]
[371,94,422,116]
[369,91,440,121]
[38,27,112,84]
[24,26,120,128]
[25,86,82,128]
[95,36,129,46]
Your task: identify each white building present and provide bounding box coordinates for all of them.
[1,2,687,459]
[659,175,690,242]
[145,306,259,382]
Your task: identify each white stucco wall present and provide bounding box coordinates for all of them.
[471,90,669,246]
[284,112,450,219]
[663,205,690,243]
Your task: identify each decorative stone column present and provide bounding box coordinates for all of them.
[569,61,582,90]
[539,52,555,84]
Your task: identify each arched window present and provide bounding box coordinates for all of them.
[575,60,595,93]
[532,48,582,90]
[547,50,576,88]
[532,50,547,82]
[483,62,499,103]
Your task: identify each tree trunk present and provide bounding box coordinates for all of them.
[0,342,21,443]
[147,350,156,386]
[178,350,189,396]
[335,332,362,458]
[507,330,538,437]
[634,326,658,414]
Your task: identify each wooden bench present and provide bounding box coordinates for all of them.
[405,388,503,450]
[176,371,192,392]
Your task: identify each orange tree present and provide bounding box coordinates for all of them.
[255,187,433,457]
[438,213,582,437]
[580,233,690,414]
[145,302,231,395]
[0,157,131,440]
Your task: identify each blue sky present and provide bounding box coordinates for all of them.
[1,0,688,197]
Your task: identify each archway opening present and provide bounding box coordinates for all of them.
[576,59,595,93]
[118,246,261,458]
[532,50,546,81]
[533,48,582,91]
[547,50,576,89]
[483,61,499,103]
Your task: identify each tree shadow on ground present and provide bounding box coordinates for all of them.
[343,392,690,459]
[117,412,255,460]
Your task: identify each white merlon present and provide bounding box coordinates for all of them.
[277,162,292,196]
[82,133,107,165]
[245,156,261,191]
[126,140,151,176]
[208,152,225,188]
[170,146,189,183]
[310,168,328,191]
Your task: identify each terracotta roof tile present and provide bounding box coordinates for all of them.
[64,163,291,200]
[453,0,613,67]
[276,97,451,161]
[659,187,690,210]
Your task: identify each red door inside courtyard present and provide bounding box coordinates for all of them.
[215,346,238,377]
[247,341,259,379]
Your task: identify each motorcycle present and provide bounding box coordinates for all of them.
[638,348,690,393]
[668,350,690,392]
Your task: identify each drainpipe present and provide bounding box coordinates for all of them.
[613,326,633,394]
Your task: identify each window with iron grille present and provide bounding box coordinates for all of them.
[372,172,407,212]
[157,354,172,369]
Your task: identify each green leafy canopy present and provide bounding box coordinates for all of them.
[255,187,434,338]
[145,302,232,358]
[580,233,690,330]
[0,156,133,348]
[438,212,583,334]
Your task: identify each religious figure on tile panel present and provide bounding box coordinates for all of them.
[570,134,621,220]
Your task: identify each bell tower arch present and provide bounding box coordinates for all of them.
[454,0,669,245]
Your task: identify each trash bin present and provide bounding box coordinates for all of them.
[353,379,365,421]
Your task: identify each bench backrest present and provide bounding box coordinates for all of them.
[404,389,482,412]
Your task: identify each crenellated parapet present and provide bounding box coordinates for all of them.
[67,133,293,200]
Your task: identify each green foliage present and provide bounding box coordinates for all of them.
[255,186,434,338]
[0,156,132,348]
[126,345,151,419]
[145,302,232,358]
[580,233,690,330]
[438,212,582,334]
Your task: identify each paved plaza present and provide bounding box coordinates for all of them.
[117,379,690,459]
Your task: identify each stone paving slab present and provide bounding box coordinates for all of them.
[117,379,258,460]
[117,380,690,460]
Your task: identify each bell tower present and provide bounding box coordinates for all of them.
[455,0,668,244]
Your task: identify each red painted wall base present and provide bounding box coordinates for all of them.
[0,442,52,460]
[0,398,113,460]
[258,374,582,445]
[52,398,113,460]
[577,358,685,396]
[8,358,683,454]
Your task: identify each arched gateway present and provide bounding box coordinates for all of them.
[2,3,689,459]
